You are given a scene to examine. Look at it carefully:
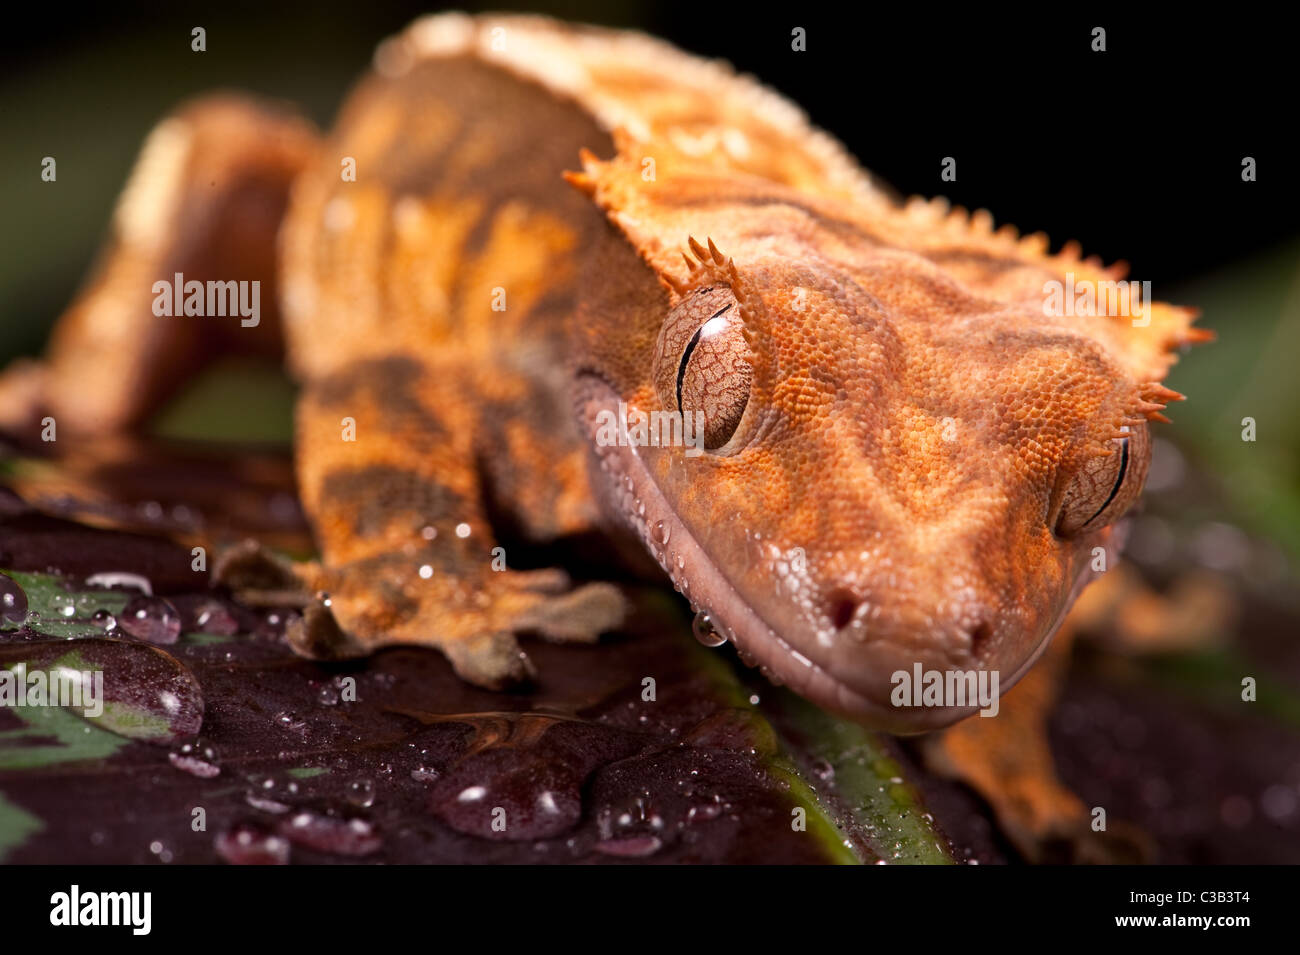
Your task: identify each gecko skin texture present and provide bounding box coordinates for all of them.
[3,14,1208,735]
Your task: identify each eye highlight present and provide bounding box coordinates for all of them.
[652,285,754,451]
[1054,422,1151,536]
[675,303,734,412]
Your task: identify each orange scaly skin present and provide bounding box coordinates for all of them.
[0,14,1206,859]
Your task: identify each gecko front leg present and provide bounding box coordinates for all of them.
[0,96,318,436]
[282,352,627,688]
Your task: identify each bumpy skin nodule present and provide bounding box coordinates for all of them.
[1,17,1203,763]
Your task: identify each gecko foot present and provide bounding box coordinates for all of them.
[920,721,1156,864]
[279,554,627,690]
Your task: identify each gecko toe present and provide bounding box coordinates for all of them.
[443,630,538,690]
[518,582,628,644]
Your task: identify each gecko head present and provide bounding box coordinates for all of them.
[571,185,1193,733]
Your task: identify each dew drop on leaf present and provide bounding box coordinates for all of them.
[119,596,182,645]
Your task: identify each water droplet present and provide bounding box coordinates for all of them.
[410,766,439,783]
[536,790,562,816]
[0,573,28,624]
[85,571,153,596]
[426,718,632,841]
[317,684,340,705]
[686,801,723,823]
[682,709,774,754]
[92,609,117,631]
[594,835,662,857]
[245,793,292,814]
[654,521,670,545]
[274,711,308,734]
[0,638,203,742]
[280,812,381,857]
[215,823,290,865]
[244,774,299,813]
[1261,784,1297,821]
[418,564,433,579]
[169,739,220,778]
[347,778,376,808]
[119,596,182,645]
[692,611,726,647]
[192,600,238,636]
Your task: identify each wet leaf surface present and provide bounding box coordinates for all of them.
[0,483,920,863]
[2,435,1298,864]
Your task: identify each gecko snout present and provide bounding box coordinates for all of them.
[822,585,993,661]
[807,565,1013,712]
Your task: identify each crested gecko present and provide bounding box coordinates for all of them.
[0,13,1208,860]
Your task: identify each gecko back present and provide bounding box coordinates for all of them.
[279,53,613,383]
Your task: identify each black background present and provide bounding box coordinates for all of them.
[1,2,1293,345]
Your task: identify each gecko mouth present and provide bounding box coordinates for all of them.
[574,373,1095,733]
[574,373,1037,733]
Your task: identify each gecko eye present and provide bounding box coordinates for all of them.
[652,285,753,451]
[1054,422,1151,536]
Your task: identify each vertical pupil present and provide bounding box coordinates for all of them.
[675,303,734,411]
[1081,435,1130,528]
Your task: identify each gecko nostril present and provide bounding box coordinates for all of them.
[968,620,992,660]
[826,588,861,630]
